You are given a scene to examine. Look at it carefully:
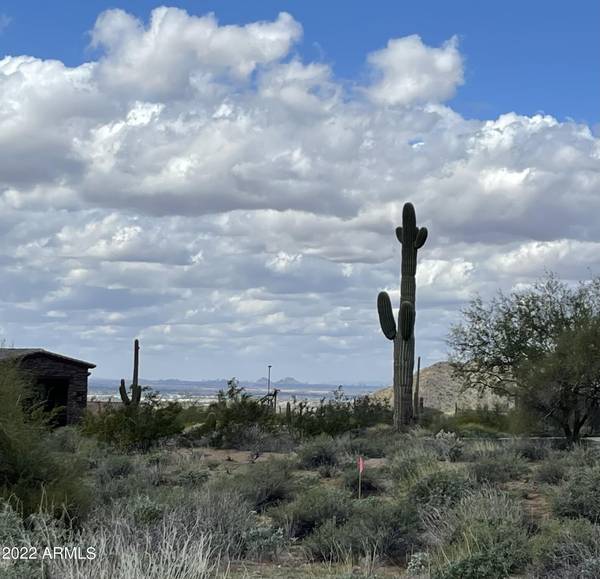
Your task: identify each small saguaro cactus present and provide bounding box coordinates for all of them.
[119,339,142,406]
[377,202,427,429]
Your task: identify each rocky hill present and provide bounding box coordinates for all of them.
[373,361,511,415]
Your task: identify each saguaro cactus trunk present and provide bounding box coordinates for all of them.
[119,338,142,406]
[377,203,427,429]
[413,356,421,421]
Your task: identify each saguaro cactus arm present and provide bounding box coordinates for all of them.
[119,379,130,405]
[377,291,397,340]
[415,227,428,249]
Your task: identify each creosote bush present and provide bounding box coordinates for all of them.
[530,518,600,579]
[340,465,385,497]
[216,458,297,512]
[467,449,528,484]
[388,443,438,487]
[286,388,392,438]
[423,487,530,579]
[552,466,600,522]
[193,379,279,449]
[269,486,352,539]
[408,469,474,509]
[303,497,420,563]
[534,460,567,485]
[82,392,184,451]
[297,434,343,469]
[510,438,549,462]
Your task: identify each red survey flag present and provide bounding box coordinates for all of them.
[357,455,365,474]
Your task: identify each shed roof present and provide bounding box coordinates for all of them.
[0,349,96,369]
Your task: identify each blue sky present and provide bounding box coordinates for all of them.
[0,3,599,383]
[1,1,598,126]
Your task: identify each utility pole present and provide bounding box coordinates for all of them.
[267,364,272,394]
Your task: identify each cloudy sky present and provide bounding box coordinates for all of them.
[0,2,598,384]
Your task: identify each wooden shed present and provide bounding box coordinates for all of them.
[0,348,95,426]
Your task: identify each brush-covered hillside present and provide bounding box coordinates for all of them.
[373,361,511,414]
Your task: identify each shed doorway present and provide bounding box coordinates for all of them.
[37,377,69,426]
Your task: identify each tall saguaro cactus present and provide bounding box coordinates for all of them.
[377,203,427,429]
[119,339,142,406]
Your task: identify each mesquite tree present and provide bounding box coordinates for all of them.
[119,339,142,406]
[448,273,600,444]
[377,202,428,429]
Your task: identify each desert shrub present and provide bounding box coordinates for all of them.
[433,546,522,579]
[455,423,504,438]
[552,444,600,468]
[244,524,287,562]
[426,405,512,437]
[388,443,438,486]
[406,551,431,576]
[0,363,92,520]
[96,454,136,484]
[82,396,184,451]
[303,497,420,563]
[285,388,392,438]
[317,464,340,478]
[297,434,342,469]
[194,379,280,449]
[217,458,297,512]
[530,518,600,578]
[164,486,259,559]
[340,465,385,497]
[460,439,503,462]
[335,431,391,459]
[552,466,600,522]
[468,449,528,484]
[172,468,210,487]
[45,494,237,577]
[424,488,530,579]
[534,460,567,485]
[130,494,164,527]
[409,469,474,509]
[270,486,352,538]
[429,430,464,462]
[510,438,549,461]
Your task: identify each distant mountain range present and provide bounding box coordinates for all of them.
[89,375,388,401]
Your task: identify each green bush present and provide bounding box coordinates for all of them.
[534,460,567,485]
[425,405,512,437]
[552,445,600,468]
[303,497,419,563]
[510,438,549,462]
[340,465,385,497]
[218,458,297,512]
[468,449,528,484]
[285,389,392,438]
[552,466,600,522]
[530,518,600,578]
[189,380,282,449]
[429,430,464,462]
[0,362,92,519]
[456,423,504,438]
[96,454,136,484]
[335,429,394,458]
[270,486,352,538]
[297,435,341,469]
[424,488,530,579]
[434,545,521,579]
[82,396,184,451]
[388,443,438,486]
[409,469,474,509]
